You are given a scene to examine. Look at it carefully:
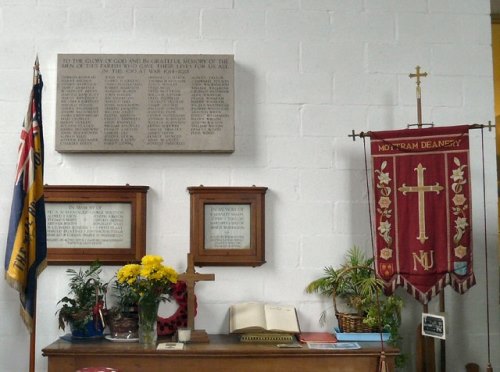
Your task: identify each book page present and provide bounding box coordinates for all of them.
[264,304,300,333]
[229,302,267,333]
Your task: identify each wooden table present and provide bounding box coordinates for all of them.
[42,334,398,372]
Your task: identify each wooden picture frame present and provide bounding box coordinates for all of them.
[44,185,149,265]
[188,186,267,266]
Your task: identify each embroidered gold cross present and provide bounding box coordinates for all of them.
[398,163,443,244]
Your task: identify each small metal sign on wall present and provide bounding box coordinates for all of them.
[55,54,234,153]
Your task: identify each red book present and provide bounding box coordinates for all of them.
[297,332,337,343]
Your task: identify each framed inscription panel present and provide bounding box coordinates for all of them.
[188,186,268,266]
[55,54,234,153]
[44,185,149,265]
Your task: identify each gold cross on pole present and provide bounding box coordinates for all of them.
[177,253,215,340]
[398,163,443,244]
[409,65,428,128]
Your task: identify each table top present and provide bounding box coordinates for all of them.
[43,334,399,358]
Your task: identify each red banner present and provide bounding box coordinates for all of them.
[370,125,475,304]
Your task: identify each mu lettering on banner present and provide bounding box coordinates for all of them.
[370,125,475,304]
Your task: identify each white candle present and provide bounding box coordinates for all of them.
[177,328,191,343]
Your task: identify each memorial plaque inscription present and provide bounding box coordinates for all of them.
[56,54,234,153]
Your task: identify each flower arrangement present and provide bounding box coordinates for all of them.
[116,255,179,306]
[116,255,179,346]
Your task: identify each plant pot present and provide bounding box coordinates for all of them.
[107,312,139,339]
[70,319,104,338]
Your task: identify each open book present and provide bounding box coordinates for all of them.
[229,302,300,334]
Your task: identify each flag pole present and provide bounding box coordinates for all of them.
[29,56,40,372]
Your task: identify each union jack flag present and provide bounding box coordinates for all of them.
[4,61,47,332]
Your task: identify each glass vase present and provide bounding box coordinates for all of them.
[138,299,160,348]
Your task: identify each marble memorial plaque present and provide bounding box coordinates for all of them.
[204,204,251,249]
[46,202,132,249]
[55,54,234,152]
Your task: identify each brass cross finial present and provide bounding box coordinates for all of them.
[409,66,428,127]
[409,65,427,98]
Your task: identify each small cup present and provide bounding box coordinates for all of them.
[177,328,191,343]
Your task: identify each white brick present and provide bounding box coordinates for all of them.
[302,41,364,74]
[235,67,267,104]
[334,73,398,105]
[332,12,395,43]
[2,7,67,38]
[301,0,363,12]
[301,104,368,136]
[301,234,371,268]
[429,107,469,126]
[364,0,427,12]
[230,134,269,167]
[235,0,299,9]
[0,70,34,102]
[68,7,133,37]
[0,38,37,70]
[35,39,102,68]
[367,43,431,74]
[105,0,232,8]
[429,0,490,14]
[40,0,100,6]
[1,0,35,4]
[235,40,299,73]
[263,269,313,301]
[167,38,234,54]
[333,136,369,171]
[135,8,200,38]
[463,77,495,121]
[400,75,462,108]
[100,38,167,54]
[265,234,301,269]
[266,10,331,41]
[237,103,300,137]
[432,45,492,76]
[459,15,492,44]
[300,169,366,202]
[162,168,231,201]
[268,137,332,168]
[398,13,462,44]
[273,201,333,235]
[267,72,332,104]
[367,106,421,130]
[202,9,266,40]
[230,168,300,202]
[333,201,370,233]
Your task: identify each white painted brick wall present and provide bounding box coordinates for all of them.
[0,1,498,371]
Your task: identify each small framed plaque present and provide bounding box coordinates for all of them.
[421,313,446,340]
[188,186,267,266]
[44,185,149,265]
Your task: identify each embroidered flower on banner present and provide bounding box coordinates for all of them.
[375,161,393,258]
[450,157,469,250]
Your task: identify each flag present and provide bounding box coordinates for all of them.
[4,62,47,332]
[370,125,475,304]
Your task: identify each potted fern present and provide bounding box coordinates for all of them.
[305,246,403,338]
[56,261,108,338]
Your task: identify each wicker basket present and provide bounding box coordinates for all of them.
[333,295,376,333]
[335,311,375,333]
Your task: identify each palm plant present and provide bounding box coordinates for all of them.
[56,261,108,334]
[306,246,402,331]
